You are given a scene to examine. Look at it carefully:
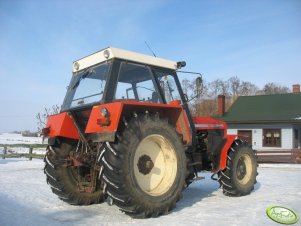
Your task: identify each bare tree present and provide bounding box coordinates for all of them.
[195,99,217,116]
[260,83,289,95]
[229,76,241,97]
[228,76,259,97]
[239,81,259,96]
[36,105,60,132]
[181,77,209,115]
[181,79,194,99]
[179,76,288,117]
[208,79,230,97]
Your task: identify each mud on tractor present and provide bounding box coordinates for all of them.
[43,47,257,218]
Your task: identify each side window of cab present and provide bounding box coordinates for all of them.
[114,62,161,103]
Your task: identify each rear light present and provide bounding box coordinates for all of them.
[42,127,50,136]
[41,127,50,143]
[97,107,111,126]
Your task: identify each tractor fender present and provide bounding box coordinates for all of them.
[218,134,237,171]
[45,112,80,140]
[85,101,192,144]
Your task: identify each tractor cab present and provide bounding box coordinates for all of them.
[62,47,185,111]
[58,47,194,144]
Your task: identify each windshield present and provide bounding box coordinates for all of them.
[61,61,111,110]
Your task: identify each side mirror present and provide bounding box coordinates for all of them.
[177,61,186,69]
[196,76,203,98]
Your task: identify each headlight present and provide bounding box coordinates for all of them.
[103,50,110,59]
[73,62,80,70]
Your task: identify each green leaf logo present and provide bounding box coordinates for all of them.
[267,206,299,225]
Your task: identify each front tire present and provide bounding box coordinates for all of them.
[101,113,188,218]
[218,139,257,196]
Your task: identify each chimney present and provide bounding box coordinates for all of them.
[218,95,225,115]
[293,84,300,93]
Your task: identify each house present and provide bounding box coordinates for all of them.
[215,84,301,163]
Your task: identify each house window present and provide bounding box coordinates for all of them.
[263,129,281,147]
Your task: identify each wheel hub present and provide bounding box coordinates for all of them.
[133,134,178,196]
[137,154,154,175]
[237,158,247,180]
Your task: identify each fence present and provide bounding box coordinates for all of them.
[257,149,301,164]
[2,145,301,164]
[0,145,46,160]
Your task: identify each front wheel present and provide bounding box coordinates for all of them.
[218,139,257,196]
[100,113,188,218]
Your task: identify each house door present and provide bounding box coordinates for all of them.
[238,130,252,145]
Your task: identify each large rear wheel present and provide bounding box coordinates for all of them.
[44,138,105,205]
[100,113,188,218]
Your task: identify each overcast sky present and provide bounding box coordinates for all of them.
[0,0,300,132]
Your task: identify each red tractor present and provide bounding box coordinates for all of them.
[43,47,257,218]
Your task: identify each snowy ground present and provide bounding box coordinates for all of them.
[0,133,43,145]
[0,133,46,155]
[0,159,300,226]
[0,146,46,155]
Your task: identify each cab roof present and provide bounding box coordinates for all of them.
[72,47,178,73]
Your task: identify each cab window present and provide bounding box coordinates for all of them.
[114,62,161,103]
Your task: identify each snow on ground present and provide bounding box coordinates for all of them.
[0,133,43,145]
[0,133,46,155]
[0,159,300,226]
[0,147,46,155]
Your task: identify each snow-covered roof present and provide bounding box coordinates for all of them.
[72,47,178,72]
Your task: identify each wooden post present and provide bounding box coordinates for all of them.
[2,146,7,159]
[29,147,33,161]
[292,149,297,163]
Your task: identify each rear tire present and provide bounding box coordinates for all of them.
[44,138,105,205]
[101,113,188,218]
[218,139,257,196]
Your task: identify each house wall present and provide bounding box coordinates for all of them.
[227,124,293,150]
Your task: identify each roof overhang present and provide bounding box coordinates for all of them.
[72,47,178,73]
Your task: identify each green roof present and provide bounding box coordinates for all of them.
[216,93,301,124]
